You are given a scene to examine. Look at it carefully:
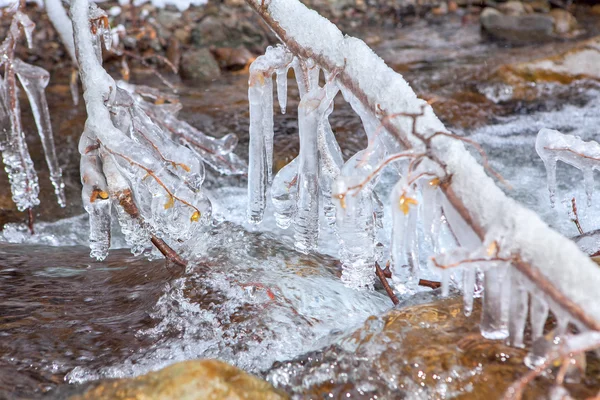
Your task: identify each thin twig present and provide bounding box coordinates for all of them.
[375,261,399,305]
[571,197,584,235]
[418,279,441,289]
[27,208,34,235]
[104,145,202,218]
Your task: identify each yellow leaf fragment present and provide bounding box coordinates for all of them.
[487,241,498,257]
[164,195,175,210]
[190,210,200,222]
[336,193,346,209]
[90,189,109,203]
[429,177,440,187]
[398,194,418,215]
[177,163,191,172]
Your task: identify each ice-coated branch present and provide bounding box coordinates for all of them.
[71,0,225,265]
[245,0,600,339]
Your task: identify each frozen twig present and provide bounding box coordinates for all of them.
[375,261,399,305]
[71,0,221,263]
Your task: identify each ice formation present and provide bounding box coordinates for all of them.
[71,0,243,261]
[536,127,600,207]
[0,7,66,213]
[245,0,600,366]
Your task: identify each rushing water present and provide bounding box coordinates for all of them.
[2,9,600,399]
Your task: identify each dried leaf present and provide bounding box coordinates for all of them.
[399,194,418,215]
[164,195,174,210]
[429,177,440,187]
[487,241,498,257]
[190,210,200,222]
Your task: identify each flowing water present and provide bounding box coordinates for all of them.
[2,9,600,399]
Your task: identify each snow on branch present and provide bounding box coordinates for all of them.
[244,0,600,349]
[0,4,66,221]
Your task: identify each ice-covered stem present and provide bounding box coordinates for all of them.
[375,261,399,305]
[246,0,600,332]
[503,331,600,400]
[71,0,190,266]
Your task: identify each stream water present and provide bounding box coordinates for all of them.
[2,9,600,400]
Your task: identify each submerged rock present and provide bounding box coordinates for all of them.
[67,360,287,400]
[480,7,554,43]
[266,295,600,398]
[491,35,600,101]
[480,6,579,43]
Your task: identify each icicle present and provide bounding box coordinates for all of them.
[101,22,112,51]
[421,179,442,253]
[291,57,319,98]
[316,84,342,229]
[247,57,274,223]
[294,82,338,252]
[441,268,451,297]
[333,175,376,289]
[14,12,34,49]
[271,157,298,229]
[0,71,40,211]
[530,294,549,342]
[480,264,510,340]
[294,94,320,251]
[390,178,420,291]
[584,168,594,207]
[79,133,111,260]
[508,270,528,347]
[70,70,79,106]
[462,267,476,317]
[275,66,288,114]
[14,59,66,207]
[46,0,78,65]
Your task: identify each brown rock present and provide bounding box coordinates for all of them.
[480,7,555,43]
[180,48,221,82]
[267,296,600,398]
[211,46,254,70]
[69,359,288,400]
[498,1,531,16]
[549,8,578,35]
[497,35,600,87]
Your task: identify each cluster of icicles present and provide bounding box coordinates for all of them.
[0,9,66,213]
[246,45,590,351]
[536,127,600,208]
[75,3,245,261]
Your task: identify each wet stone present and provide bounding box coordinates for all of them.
[180,48,222,82]
[64,360,287,400]
[480,7,555,43]
[265,295,600,399]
